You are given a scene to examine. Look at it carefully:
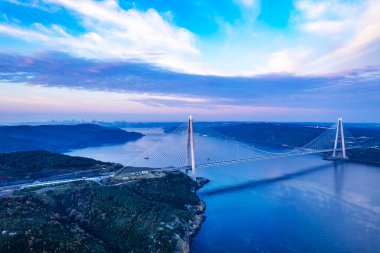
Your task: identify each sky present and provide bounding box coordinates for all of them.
[0,0,379,123]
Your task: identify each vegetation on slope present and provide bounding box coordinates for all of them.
[0,172,203,253]
[212,123,380,165]
[346,148,380,165]
[0,150,120,184]
[212,123,327,147]
[0,124,143,153]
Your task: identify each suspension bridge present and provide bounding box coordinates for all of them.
[116,117,374,177]
[1,117,376,191]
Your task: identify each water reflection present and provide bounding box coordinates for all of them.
[333,161,345,198]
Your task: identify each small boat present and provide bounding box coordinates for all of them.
[144,157,149,160]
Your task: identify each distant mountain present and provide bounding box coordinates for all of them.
[0,124,143,153]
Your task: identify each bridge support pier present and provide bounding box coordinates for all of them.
[333,117,347,159]
[186,115,196,176]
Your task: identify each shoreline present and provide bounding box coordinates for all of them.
[178,177,209,253]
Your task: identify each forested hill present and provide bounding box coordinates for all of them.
[211,123,380,166]
[0,124,143,153]
[212,123,380,148]
[0,150,118,183]
[212,123,327,147]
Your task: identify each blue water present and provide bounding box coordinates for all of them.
[67,128,380,252]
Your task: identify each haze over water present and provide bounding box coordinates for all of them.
[67,127,380,253]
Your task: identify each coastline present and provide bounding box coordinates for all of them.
[178,177,209,253]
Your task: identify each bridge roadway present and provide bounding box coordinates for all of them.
[0,174,113,191]
[194,146,360,168]
[0,146,360,191]
[0,167,176,191]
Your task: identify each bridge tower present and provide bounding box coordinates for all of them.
[333,117,347,159]
[186,115,196,175]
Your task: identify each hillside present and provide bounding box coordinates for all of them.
[0,150,120,184]
[0,124,143,153]
[212,123,380,147]
[211,123,380,166]
[0,150,206,252]
[0,172,205,253]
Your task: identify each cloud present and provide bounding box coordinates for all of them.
[0,52,379,109]
[267,48,311,73]
[0,52,323,102]
[290,0,380,74]
[234,0,257,8]
[300,0,380,73]
[1,0,380,77]
[0,52,378,122]
[292,0,355,38]
[0,0,204,73]
[300,20,347,34]
[294,0,357,21]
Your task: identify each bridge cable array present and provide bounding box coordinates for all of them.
[116,120,375,175]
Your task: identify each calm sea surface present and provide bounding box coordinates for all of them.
[67,128,380,253]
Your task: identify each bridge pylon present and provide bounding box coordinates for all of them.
[186,115,196,175]
[332,117,347,159]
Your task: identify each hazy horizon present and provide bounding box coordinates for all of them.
[2,115,380,125]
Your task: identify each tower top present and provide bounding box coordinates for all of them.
[189,115,192,120]
[333,117,347,159]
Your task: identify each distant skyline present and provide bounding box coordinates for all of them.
[0,0,380,122]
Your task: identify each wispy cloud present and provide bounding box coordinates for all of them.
[0,52,379,112]
[0,0,203,73]
[202,0,380,75]
[1,0,380,75]
[292,0,380,73]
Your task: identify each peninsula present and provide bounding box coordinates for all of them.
[0,151,206,252]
